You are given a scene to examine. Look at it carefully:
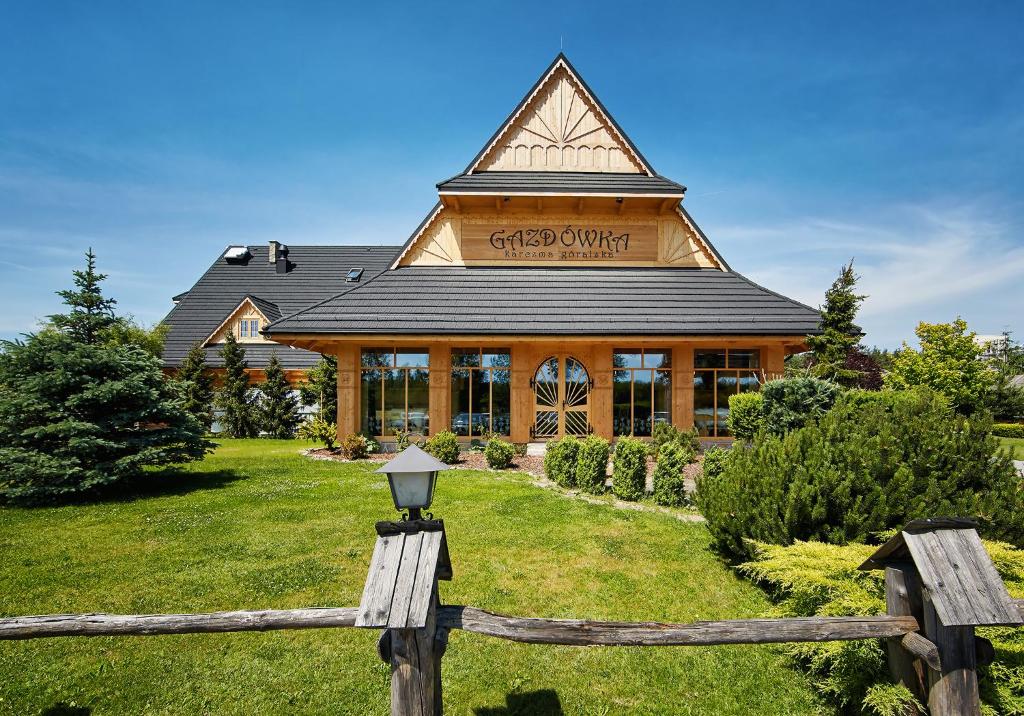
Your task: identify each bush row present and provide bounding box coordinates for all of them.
[993,422,1024,439]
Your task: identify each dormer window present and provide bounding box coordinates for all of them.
[239,318,260,338]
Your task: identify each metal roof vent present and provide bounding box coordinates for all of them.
[223,246,251,263]
[346,267,364,282]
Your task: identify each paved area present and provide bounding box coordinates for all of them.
[1015,460,1024,477]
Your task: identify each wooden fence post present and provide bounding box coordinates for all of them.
[884,563,926,712]
[388,590,444,716]
[921,593,980,716]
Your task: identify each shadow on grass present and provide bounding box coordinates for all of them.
[474,689,563,715]
[41,704,91,716]
[95,468,245,504]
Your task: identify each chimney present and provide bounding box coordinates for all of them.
[268,241,280,264]
[275,243,290,274]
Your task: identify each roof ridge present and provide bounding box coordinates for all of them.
[728,270,822,315]
[263,263,395,332]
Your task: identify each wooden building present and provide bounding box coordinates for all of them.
[259,54,821,442]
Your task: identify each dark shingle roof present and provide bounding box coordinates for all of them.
[162,245,399,369]
[265,267,821,336]
[437,172,685,196]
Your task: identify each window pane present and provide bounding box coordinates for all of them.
[613,370,632,436]
[450,369,470,436]
[482,350,511,368]
[739,371,762,392]
[728,349,761,369]
[251,319,260,335]
[470,369,490,436]
[239,321,248,337]
[632,369,653,437]
[491,369,511,435]
[654,370,672,428]
[613,351,643,369]
[361,349,393,368]
[716,373,737,437]
[451,349,480,368]
[360,369,382,436]
[643,350,671,369]
[693,370,715,437]
[396,350,429,368]
[406,368,430,436]
[695,350,726,368]
[383,369,405,436]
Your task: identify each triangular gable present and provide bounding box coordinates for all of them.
[468,54,653,175]
[203,295,279,346]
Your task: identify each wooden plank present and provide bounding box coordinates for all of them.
[922,592,981,715]
[885,564,927,709]
[860,519,978,571]
[904,528,1022,626]
[435,607,919,646]
[901,632,941,671]
[387,532,425,630]
[407,531,443,629]
[356,534,405,627]
[0,608,359,639]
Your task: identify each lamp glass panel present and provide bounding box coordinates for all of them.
[388,471,435,510]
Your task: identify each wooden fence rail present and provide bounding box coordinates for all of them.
[2,518,1022,716]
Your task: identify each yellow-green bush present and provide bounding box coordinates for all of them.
[611,437,647,501]
[543,436,581,487]
[575,435,610,494]
[424,430,460,464]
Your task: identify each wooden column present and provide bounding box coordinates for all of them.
[589,345,613,439]
[336,344,359,439]
[388,595,445,716]
[428,345,450,438]
[922,594,980,716]
[884,564,926,712]
[510,344,534,443]
[673,346,694,430]
[763,344,785,379]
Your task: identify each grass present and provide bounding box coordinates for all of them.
[0,440,822,715]
[998,436,1024,460]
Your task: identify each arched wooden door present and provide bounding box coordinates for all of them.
[531,356,591,439]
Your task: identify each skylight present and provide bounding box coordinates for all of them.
[346,267,364,282]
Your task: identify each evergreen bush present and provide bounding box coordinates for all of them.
[611,437,647,501]
[297,416,337,449]
[424,430,460,464]
[653,440,694,507]
[760,376,842,434]
[484,438,515,469]
[339,433,370,459]
[215,332,258,438]
[258,354,300,438]
[651,421,701,457]
[574,435,610,494]
[298,354,338,421]
[543,436,581,487]
[727,392,765,441]
[697,387,1024,560]
[175,342,214,431]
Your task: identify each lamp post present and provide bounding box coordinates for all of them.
[375,444,450,522]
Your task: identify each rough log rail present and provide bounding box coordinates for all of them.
[0,607,919,645]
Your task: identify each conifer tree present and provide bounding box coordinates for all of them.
[48,248,119,345]
[806,260,865,387]
[176,342,215,431]
[299,354,337,420]
[216,331,257,437]
[259,354,300,438]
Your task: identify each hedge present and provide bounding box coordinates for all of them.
[543,436,581,487]
[484,438,515,469]
[652,440,694,507]
[727,392,765,441]
[424,430,460,464]
[611,437,647,501]
[574,435,610,494]
[993,422,1024,439]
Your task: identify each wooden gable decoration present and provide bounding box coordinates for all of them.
[356,525,452,630]
[860,518,1023,627]
[203,296,275,346]
[470,54,651,175]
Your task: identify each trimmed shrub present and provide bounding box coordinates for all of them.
[701,445,729,482]
[653,440,694,507]
[340,433,370,460]
[611,437,647,501]
[697,387,1024,560]
[727,392,765,441]
[298,416,337,449]
[424,430,460,464]
[574,435,610,494]
[651,421,701,457]
[484,438,515,469]
[761,376,842,434]
[993,422,1024,439]
[543,436,581,487]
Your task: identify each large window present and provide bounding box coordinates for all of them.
[693,349,761,437]
[450,349,511,436]
[613,349,672,437]
[360,349,430,437]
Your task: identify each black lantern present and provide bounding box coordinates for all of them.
[375,444,449,521]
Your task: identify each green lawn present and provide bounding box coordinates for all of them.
[998,436,1024,459]
[0,440,822,715]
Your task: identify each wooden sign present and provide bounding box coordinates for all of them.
[462,222,658,264]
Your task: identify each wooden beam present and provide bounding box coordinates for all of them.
[885,564,928,709]
[450,195,461,213]
[576,197,585,214]
[435,607,919,647]
[923,593,981,716]
[0,608,359,640]
[495,196,502,213]
[902,631,942,671]
[536,197,543,212]
[617,198,626,215]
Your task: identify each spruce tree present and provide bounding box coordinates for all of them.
[259,354,300,438]
[176,342,215,431]
[299,354,337,420]
[806,260,865,387]
[48,248,119,345]
[216,332,257,437]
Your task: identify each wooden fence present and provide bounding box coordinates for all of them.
[1,517,1020,716]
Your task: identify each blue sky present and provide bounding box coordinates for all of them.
[1,1,1022,348]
